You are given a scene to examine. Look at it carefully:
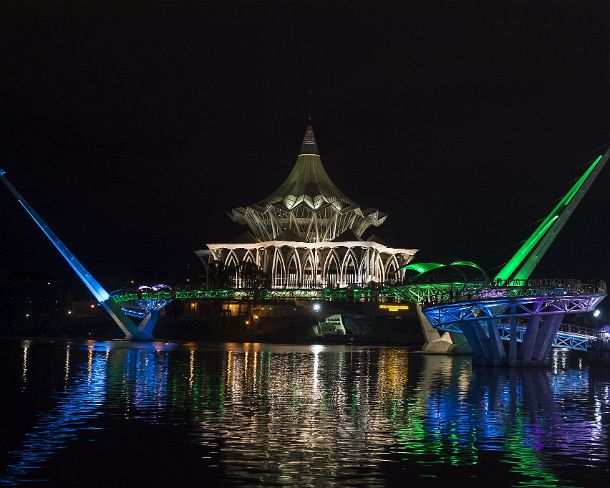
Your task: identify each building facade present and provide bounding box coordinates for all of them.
[196,122,417,288]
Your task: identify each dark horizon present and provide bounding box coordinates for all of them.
[2,2,610,300]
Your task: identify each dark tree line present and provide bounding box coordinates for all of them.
[206,261,271,289]
[0,274,73,334]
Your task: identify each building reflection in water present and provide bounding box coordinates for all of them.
[1,342,609,486]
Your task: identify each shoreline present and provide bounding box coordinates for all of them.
[0,334,425,348]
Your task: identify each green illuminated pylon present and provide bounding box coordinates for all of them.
[495,150,609,282]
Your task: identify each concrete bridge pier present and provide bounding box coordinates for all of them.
[458,321,489,359]
[513,314,564,364]
[102,301,157,341]
[531,314,564,362]
[486,319,507,364]
[466,319,506,366]
[468,313,566,367]
[417,304,472,354]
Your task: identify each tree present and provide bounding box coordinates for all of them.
[206,260,270,289]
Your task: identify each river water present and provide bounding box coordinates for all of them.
[0,339,608,487]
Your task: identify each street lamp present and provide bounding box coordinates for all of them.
[594,309,601,329]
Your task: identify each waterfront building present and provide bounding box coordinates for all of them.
[195,122,417,288]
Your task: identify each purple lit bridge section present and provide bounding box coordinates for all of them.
[423,280,606,365]
[118,284,173,319]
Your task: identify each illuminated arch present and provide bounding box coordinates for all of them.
[224,251,241,287]
[302,251,316,287]
[272,249,286,287]
[323,250,340,288]
[358,248,371,282]
[286,251,302,287]
[225,250,240,269]
[373,252,385,283]
[243,250,255,264]
[400,262,445,278]
[399,260,487,283]
[449,260,488,283]
[341,249,358,286]
[384,255,400,284]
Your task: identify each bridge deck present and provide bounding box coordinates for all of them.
[111,280,605,351]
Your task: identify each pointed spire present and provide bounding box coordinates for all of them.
[299,123,319,155]
[307,88,313,121]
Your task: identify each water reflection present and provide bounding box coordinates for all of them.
[3,343,107,485]
[1,341,609,487]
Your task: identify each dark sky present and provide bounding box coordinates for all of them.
[1,1,610,293]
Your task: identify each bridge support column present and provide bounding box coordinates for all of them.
[533,313,564,362]
[508,306,518,361]
[466,312,569,367]
[487,320,506,365]
[468,320,509,366]
[102,301,154,341]
[513,313,564,365]
[139,309,161,338]
[417,304,445,344]
[458,322,486,359]
[416,304,474,355]
[418,304,459,354]
[519,316,541,361]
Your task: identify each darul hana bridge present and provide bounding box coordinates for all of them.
[1,147,608,366]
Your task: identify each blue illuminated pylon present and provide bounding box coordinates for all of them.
[0,168,157,340]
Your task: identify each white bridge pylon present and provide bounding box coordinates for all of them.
[0,168,158,341]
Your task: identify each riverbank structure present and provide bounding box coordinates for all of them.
[195,122,417,288]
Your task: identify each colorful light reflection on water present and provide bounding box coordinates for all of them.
[0,340,608,487]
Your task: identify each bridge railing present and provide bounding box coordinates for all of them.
[111,286,413,304]
[588,336,610,350]
[558,322,596,338]
[421,279,607,307]
[490,279,606,294]
[109,279,607,308]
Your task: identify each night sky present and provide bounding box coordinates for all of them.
[2,1,610,297]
